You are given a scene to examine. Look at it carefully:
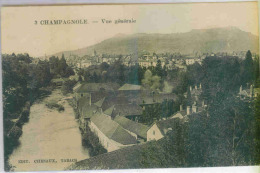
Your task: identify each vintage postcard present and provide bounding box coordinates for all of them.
[1,2,260,172]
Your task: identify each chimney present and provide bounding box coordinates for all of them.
[250,84,253,97]
[240,85,242,94]
[200,83,202,89]
[195,85,197,90]
[187,106,191,115]
[180,104,183,111]
[89,93,91,106]
[190,86,192,92]
[192,105,197,113]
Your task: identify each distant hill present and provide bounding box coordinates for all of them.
[46,27,259,58]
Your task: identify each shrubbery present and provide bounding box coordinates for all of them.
[81,125,107,156]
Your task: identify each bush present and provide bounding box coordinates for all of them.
[81,125,107,156]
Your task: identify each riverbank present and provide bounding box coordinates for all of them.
[80,125,107,157]
[7,89,89,172]
[68,99,107,157]
[4,87,53,171]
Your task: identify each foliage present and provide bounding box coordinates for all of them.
[82,125,107,156]
[2,53,56,171]
[49,54,75,78]
[61,79,77,95]
[139,95,257,167]
[255,95,260,164]
[139,52,259,167]
[142,70,162,92]
[140,99,175,125]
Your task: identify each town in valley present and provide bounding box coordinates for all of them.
[3,27,260,171]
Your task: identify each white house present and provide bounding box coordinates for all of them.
[147,123,164,141]
[147,118,180,141]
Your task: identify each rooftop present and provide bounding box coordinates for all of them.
[90,113,137,145]
[101,96,130,111]
[67,141,155,170]
[114,116,149,139]
[118,84,141,91]
[107,104,143,118]
[75,83,120,93]
[82,104,98,119]
[156,118,181,136]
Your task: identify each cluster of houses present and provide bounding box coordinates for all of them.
[66,50,257,73]
[65,50,209,71]
[73,82,207,152]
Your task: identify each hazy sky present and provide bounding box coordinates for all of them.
[1,2,259,57]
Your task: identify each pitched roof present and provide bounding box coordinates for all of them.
[82,104,98,119]
[78,96,90,112]
[155,118,181,136]
[170,110,186,119]
[118,84,141,91]
[90,91,112,103]
[73,82,81,92]
[75,83,120,93]
[101,96,130,111]
[67,141,156,170]
[94,97,105,108]
[141,93,176,105]
[104,105,115,116]
[90,113,137,145]
[109,104,142,118]
[78,96,98,118]
[114,116,149,139]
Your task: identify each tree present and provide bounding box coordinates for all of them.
[254,55,260,81]
[142,70,162,92]
[255,95,260,164]
[61,79,77,95]
[207,96,256,166]
[241,50,254,84]
[155,60,163,77]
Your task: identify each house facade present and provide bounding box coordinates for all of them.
[147,123,164,141]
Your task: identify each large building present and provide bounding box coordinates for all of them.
[74,83,120,101]
[89,112,138,152]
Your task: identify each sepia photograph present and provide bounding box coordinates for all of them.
[1,2,260,172]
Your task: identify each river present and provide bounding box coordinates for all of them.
[8,89,89,171]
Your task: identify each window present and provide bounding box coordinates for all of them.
[153,130,155,135]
